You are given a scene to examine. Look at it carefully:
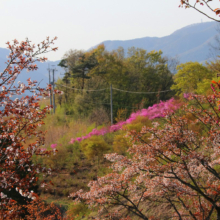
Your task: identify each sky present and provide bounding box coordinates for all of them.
[0,0,216,61]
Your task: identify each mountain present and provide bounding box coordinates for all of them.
[90,21,219,64]
[0,50,65,89]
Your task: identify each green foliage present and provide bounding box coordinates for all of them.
[45,147,69,170]
[44,142,81,170]
[86,123,96,134]
[115,108,128,123]
[80,136,109,161]
[112,116,152,155]
[196,76,219,95]
[125,116,152,132]
[171,62,214,96]
[112,133,131,155]
[67,202,90,219]
[58,46,175,121]
[55,104,66,115]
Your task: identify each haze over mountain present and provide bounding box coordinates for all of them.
[0,52,64,89]
[91,21,219,64]
[0,21,219,89]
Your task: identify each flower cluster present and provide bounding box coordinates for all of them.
[70,98,181,144]
[50,143,57,149]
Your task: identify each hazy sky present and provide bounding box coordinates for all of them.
[0,0,215,61]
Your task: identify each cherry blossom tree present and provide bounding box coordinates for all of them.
[0,37,63,218]
[180,0,220,22]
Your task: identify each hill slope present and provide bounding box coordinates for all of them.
[91,22,219,63]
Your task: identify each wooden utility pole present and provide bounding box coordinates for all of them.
[51,66,57,114]
[48,65,57,114]
[48,66,52,114]
[110,84,113,125]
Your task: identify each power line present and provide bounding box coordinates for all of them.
[57,83,174,94]
[56,84,107,92]
[112,87,174,94]
[55,84,174,120]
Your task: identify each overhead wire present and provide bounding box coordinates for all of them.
[56,84,107,92]
[112,87,174,94]
[57,83,174,94]
[55,84,174,111]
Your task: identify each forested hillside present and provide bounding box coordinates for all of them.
[56,45,175,121]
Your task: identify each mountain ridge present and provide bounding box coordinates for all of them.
[90,21,219,63]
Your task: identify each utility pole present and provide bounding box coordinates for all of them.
[110,84,113,125]
[51,66,57,114]
[48,66,52,114]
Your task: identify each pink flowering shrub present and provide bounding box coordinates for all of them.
[50,144,57,149]
[70,98,181,144]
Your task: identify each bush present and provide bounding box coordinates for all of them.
[80,136,109,163]
[112,133,131,155]
[125,115,152,132]
[67,202,90,219]
[89,107,110,126]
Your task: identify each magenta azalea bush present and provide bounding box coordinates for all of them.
[51,144,57,149]
[69,98,181,144]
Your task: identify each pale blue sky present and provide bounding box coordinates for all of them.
[0,0,216,61]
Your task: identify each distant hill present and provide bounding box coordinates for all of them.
[90,21,219,64]
[0,49,64,89]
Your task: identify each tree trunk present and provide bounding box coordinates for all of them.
[217,207,220,220]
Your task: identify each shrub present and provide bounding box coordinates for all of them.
[112,133,130,155]
[80,136,109,163]
[67,202,90,219]
[89,107,110,126]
